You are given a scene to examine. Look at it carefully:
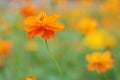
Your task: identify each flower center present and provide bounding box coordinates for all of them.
[95,62,104,68]
[38,12,47,21]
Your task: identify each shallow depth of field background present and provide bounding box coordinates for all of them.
[0,0,120,80]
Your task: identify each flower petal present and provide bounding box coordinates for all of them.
[23,76,36,80]
[44,22,64,31]
[36,28,45,36]
[27,30,39,39]
[87,64,95,71]
[86,54,93,63]
[43,14,60,24]
[92,52,102,62]
[97,66,106,73]
[105,63,113,69]
[42,30,55,39]
[24,16,39,25]
[25,26,40,32]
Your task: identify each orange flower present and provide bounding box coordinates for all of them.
[23,76,36,80]
[78,18,98,34]
[86,51,114,73]
[101,0,119,13]
[24,12,64,39]
[0,39,12,57]
[20,2,38,17]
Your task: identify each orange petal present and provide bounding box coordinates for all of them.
[102,51,114,62]
[43,14,60,24]
[103,51,111,58]
[24,16,39,25]
[49,14,60,20]
[25,26,40,32]
[91,52,102,62]
[44,22,64,31]
[105,63,113,69]
[36,28,45,36]
[27,30,39,39]
[87,64,95,71]
[42,30,55,39]
[23,76,36,80]
[86,54,93,63]
[102,51,111,59]
[97,66,106,73]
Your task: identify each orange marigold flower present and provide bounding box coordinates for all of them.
[0,39,12,57]
[20,2,38,17]
[24,12,64,39]
[23,76,36,80]
[86,51,114,73]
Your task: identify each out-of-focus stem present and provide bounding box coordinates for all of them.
[45,40,63,80]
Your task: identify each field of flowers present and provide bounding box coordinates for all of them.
[0,0,120,80]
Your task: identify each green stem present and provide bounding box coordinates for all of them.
[45,40,63,80]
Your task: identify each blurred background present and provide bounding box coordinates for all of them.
[0,0,120,80]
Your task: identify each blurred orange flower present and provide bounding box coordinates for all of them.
[101,0,119,13]
[23,76,36,80]
[86,51,114,73]
[78,18,98,34]
[0,39,12,57]
[102,17,117,28]
[20,2,38,17]
[24,12,64,39]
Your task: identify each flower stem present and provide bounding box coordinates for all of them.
[45,40,63,80]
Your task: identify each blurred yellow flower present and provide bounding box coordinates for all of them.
[86,51,114,73]
[0,39,12,57]
[25,41,38,51]
[84,30,116,49]
[78,18,98,34]
[84,30,106,49]
[23,76,36,80]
